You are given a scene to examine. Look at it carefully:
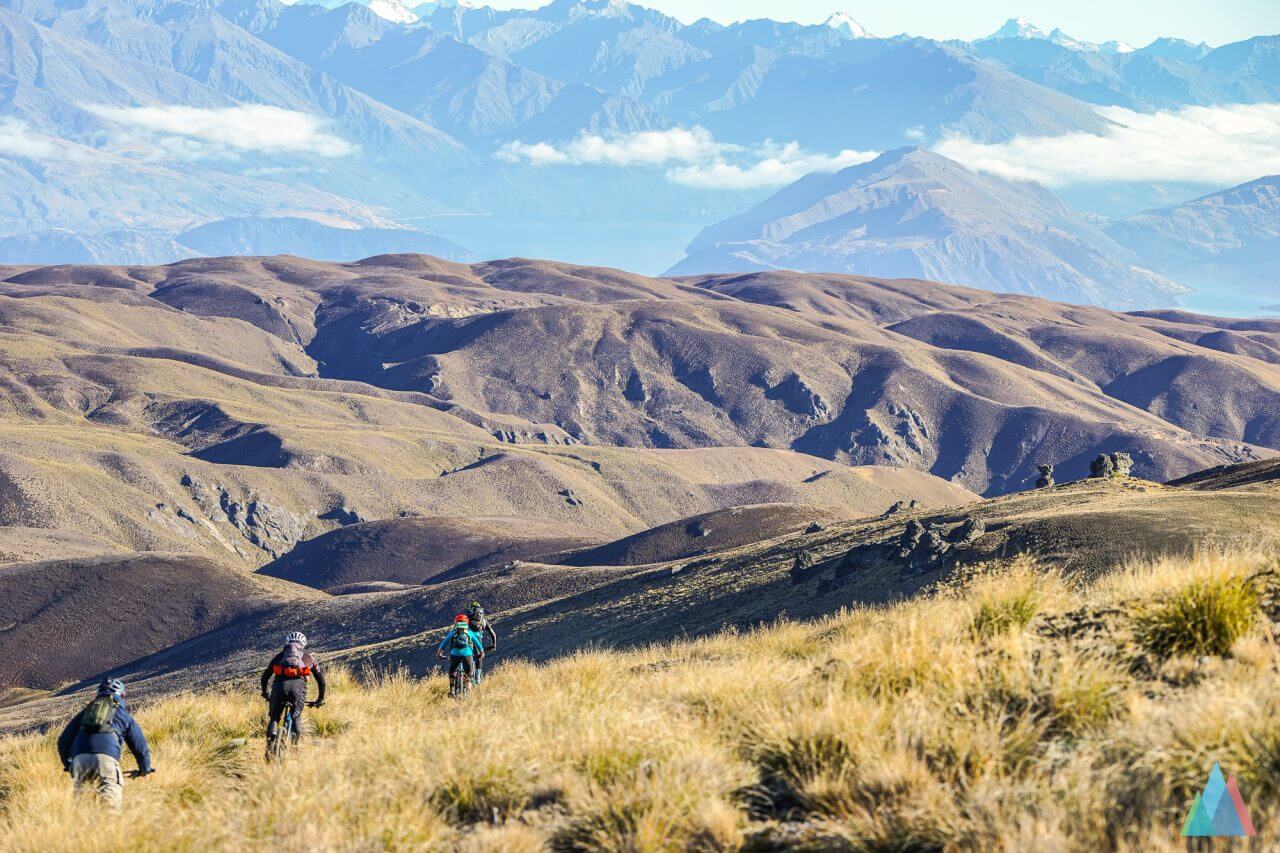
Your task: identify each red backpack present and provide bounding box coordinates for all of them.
[272,642,312,678]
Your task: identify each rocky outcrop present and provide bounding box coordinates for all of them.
[949,516,985,546]
[1091,452,1134,479]
[883,498,919,517]
[765,373,829,419]
[1090,455,1115,478]
[899,519,925,556]
[179,474,311,558]
[1036,464,1055,488]
[789,549,818,584]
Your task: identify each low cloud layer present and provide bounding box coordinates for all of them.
[89,105,357,160]
[937,103,1280,187]
[499,126,729,167]
[0,119,62,160]
[669,143,877,189]
[498,127,876,189]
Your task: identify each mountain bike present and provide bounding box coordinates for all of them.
[266,699,320,761]
[449,663,471,699]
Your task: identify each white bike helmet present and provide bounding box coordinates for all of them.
[285,631,307,647]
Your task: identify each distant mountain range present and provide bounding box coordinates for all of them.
[963,18,1279,110]
[668,147,1185,308]
[0,0,1276,308]
[1106,176,1280,313]
[0,218,472,264]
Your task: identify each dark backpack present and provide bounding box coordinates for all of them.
[273,642,312,678]
[81,696,118,734]
[449,627,473,654]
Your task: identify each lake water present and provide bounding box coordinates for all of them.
[419,215,708,277]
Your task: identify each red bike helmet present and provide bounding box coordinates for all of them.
[454,614,470,623]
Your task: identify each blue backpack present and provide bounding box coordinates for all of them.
[450,627,474,654]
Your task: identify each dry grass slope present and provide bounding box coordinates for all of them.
[1,549,1277,851]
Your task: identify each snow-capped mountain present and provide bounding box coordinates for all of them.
[985,19,1131,54]
[979,18,1047,42]
[965,21,1280,110]
[1139,37,1211,61]
[1047,28,1089,51]
[411,0,471,15]
[823,11,872,39]
[307,0,418,23]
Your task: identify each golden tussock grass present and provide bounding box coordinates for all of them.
[0,551,1277,851]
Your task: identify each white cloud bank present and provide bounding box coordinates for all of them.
[669,142,877,189]
[0,119,63,160]
[937,103,1280,187]
[498,127,877,189]
[88,104,357,160]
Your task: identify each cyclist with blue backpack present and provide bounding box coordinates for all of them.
[437,614,486,684]
[56,677,153,810]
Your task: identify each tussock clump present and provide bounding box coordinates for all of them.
[965,560,1067,639]
[1135,575,1258,657]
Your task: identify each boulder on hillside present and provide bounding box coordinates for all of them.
[1036,464,1055,488]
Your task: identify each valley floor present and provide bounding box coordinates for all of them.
[1,550,1277,851]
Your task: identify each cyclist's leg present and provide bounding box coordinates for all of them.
[461,655,476,683]
[286,680,306,742]
[267,683,287,740]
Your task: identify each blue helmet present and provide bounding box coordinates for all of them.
[98,677,125,698]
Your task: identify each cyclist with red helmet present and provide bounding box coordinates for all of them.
[437,614,485,684]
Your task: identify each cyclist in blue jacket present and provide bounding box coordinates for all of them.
[56,678,153,810]
[437,614,485,684]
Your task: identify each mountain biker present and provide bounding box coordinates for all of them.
[261,631,326,746]
[437,614,485,685]
[56,677,153,810]
[466,601,497,681]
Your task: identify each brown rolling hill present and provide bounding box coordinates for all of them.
[0,553,316,693]
[551,503,860,567]
[1,255,1275,503]
[258,515,609,591]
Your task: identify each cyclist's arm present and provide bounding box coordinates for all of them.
[260,655,277,695]
[484,623,497,651]
[437,629,453,655]
[56,711,82,768]
[122,713,153,774]
[311,661,327,702]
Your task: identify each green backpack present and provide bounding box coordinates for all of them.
[81,696,118,734]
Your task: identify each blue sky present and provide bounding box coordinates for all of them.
[488,0,1278,46]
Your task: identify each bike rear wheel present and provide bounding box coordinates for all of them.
[449,667,470,698]
[267,709,294,760]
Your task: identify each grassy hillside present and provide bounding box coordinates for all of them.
[2,550,1277,851]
